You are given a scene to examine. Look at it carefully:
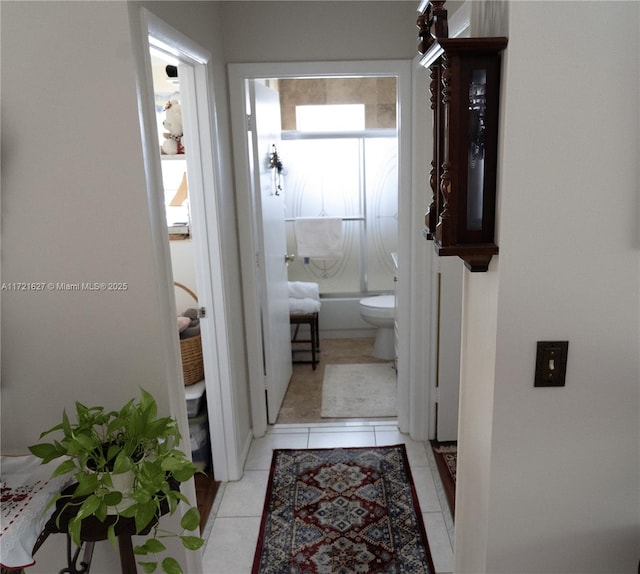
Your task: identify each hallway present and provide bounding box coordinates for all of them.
[201,422,455,573]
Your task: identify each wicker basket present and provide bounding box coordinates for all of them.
[174,282,204,386]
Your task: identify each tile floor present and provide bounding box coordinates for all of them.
[201,421,455,574]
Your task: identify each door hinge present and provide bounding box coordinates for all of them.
[198,306,207,318]
[247,114,253,131]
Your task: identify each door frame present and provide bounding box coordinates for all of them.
[229,60,424,438]
[131,8,241,486]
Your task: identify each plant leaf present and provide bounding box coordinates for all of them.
[68,516,82,546]
[113,451,133,474]
[142,538,166,554]
[161,557,182,574]
[135,503,157,533]
[107,524,117,549]
[73,432,95,451]
[51,459,76,477]
[95,501,107,522]
[180,535,204,551]
[139,562,158,574]
[119,504,138,518]
[180,507,200,531]
[75,495,101,520]
[39,421,64,438]
[28,442,61,463]
[171,467,196,483]
[103,491,123,507]
[62,410,71,437]
[73,472,100,496]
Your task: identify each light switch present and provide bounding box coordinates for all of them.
[534,341,569,387]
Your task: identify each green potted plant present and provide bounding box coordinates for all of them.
[28,388,204,574]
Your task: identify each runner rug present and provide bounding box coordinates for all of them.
[430,442,457,516]
[252,445,435,574]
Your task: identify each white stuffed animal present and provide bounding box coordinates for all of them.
[161,99,184,155]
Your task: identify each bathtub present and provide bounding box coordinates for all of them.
[318,295,381,339]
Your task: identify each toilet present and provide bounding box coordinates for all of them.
[359,295,396,360]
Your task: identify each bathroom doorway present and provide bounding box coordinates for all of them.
[229,60,418,437]
[276,83,400,423]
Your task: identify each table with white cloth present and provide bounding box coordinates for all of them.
[1,455,72,571]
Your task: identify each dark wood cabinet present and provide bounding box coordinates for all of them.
[418,1,507,272]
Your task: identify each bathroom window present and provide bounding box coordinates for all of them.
[295,104,365,132]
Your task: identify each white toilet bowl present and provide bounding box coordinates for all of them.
[359,295,396,360]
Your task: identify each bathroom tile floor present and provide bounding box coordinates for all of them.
[278,337,389,424]
[201,421,455,574]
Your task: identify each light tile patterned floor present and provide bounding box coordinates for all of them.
[201,421,454,574]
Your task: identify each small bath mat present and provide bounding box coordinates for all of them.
[321,363,397,418]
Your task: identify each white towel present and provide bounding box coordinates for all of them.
[289,297,321,314]
[294,217,343,259]
[288,281,320,301]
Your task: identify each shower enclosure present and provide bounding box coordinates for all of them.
[282,132,398,296]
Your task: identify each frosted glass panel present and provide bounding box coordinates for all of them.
[365,138,397,292]
[285,222,361,293]
[282,136,397,295]
[281,139,360,217]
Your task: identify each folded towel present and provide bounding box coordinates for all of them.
[288,281,320,301]
[294,217,343,259]
[289,297,321,314]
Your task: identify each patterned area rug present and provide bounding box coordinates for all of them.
[252,445,434,574]
[430,442,456,516]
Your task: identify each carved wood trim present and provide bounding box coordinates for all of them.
[418,1,507,272]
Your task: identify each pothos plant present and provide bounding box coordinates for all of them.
[28,388,204,574]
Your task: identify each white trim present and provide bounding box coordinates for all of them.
[450,1,472,38]
[141,10,242,482]
[132,8,242,490]
[127,10,202,574]
[228,68,268,437]
[406,54,436,441]
[228,60,416,438]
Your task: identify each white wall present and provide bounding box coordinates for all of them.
[220,0,419,62]
[456,2,640,572]
[1,2,180,569]
[1,0,166,451]
[1,0,249,570]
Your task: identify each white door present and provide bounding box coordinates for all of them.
[248,80,292,423]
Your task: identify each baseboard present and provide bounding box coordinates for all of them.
[320,329,376,339]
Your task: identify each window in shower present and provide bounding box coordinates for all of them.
[281,133,398,295]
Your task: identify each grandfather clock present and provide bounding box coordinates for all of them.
[418,1,507,272]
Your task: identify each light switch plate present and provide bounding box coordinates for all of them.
[534,341,569,387]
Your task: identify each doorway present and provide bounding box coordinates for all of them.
[147,41,221,533]
[228,60,420,438]
[277,77,400,424]
[136,8,243,488]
